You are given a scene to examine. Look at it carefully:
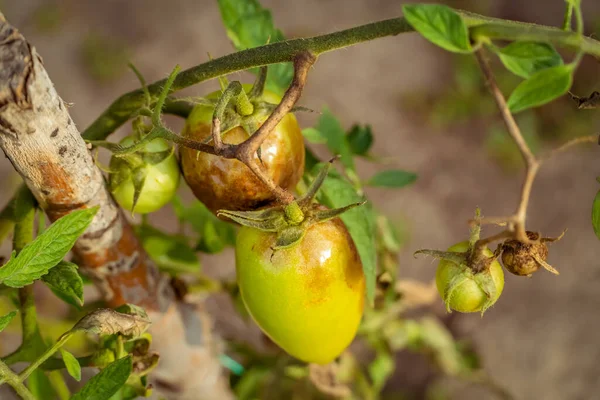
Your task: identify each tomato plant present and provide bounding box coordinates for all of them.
[0,0,598,399]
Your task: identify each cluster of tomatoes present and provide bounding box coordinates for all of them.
[435,232,559,314]
[106,85,365,364]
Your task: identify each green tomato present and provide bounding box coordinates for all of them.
[109,136,180,214]
[235,217,365,364]
[435,241,504,313]
[180,87,305,214]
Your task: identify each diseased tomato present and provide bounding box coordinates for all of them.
[109,135,180,214]
[435,241,504,313]
[235,217,365,364]
[180,88,305,214]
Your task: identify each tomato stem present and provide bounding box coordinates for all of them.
[83,12,600,142]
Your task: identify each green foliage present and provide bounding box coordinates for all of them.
[507,65,574,113]
[71,356,132,400]
[60,348,82,382]
[314,108,356,172]
[41,261,84,308]
[0,207,98,288]
[0,310,17,333]
[592,189,600,240]
[402,4,472,53]
[172,196,236,254]
[301,128,327,144]
[136,224,200,275]
[347,124,374,156]
[366,170,417,188]
[494,41,563,79]
[217,0,293,94]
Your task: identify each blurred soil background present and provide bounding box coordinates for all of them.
[0,0,599,399]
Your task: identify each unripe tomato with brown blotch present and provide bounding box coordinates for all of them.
[180,88,305,214]
[435,241,504,313]
[235,216,365,364]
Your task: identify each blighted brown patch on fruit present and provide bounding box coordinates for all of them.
[180,114,305,214]
[304,263,334,306]
[329,217,364,291]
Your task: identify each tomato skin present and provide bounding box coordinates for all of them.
[109,136,180,214]
[435,241,504,313]
[180,89,305,213]
[235,218,365,364]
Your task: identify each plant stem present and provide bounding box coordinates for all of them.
[474,49,540,242]
[472,48,598,251]
[82,11,600,142]
[0,360,36,400]
[538,134,598,162]
[19,333,72,382]
[563,2,574,30]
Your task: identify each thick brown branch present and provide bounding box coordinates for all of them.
[0,14,232,400]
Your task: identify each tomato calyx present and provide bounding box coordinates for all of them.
[106,130,177,213]
[217,159,365,249]
[415,209,502,315]
[500,230,563,276]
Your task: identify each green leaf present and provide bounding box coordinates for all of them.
[41,261,84,308]
[347,124,374,156]
[136,224,199,274]
[315,108,355,171]
[217,0,292,94]
[402,4,472,53]
[418,317,467,376]
[366,170,417,189]
[368,345,395,392]
[0,207,98,288]
[311,165,377,304]
[0,310,17,332]
[172,196,236,254]
[302,127,327,144]
[507,65,573,113]
[496,41,563,79]
[71,356,132,400]
[592,189,600,240]
[60,348,82,382]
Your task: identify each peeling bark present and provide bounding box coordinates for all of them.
[0,13,232,399]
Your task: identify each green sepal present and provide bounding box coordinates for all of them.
[217,160,366,249]
[131,166,148,214]
[217,209,287,232]
[443,271,471,313]
[141,147,173,166]
[473,270,497,316]
[275,225,306,249]
[298,157,335,207]
[413,249,467,266]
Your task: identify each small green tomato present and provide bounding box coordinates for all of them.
[109,135,180,214]
[435,241,504,313]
